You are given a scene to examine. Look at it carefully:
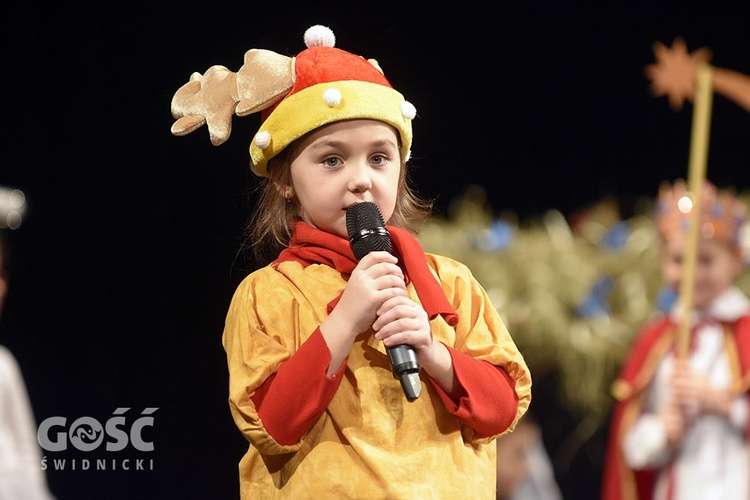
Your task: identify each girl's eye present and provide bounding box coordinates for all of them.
[323,157,341,167]
[370,154,388,165]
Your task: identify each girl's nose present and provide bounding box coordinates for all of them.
[347,162,372,192]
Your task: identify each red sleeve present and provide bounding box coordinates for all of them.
[426,344,519,436]
[251,328,345,446]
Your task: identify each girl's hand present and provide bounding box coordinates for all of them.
[334,251,407,337]
[373,294,456,391]
[372,294,432,354]
[321,251,407,376]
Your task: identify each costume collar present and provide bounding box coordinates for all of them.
[669,286,750,325]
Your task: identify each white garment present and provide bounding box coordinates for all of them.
[622,286,750,500]
[0,345,53,500]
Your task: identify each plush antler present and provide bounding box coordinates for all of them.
[170,49,295,145]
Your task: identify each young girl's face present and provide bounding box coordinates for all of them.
[660,236,744,310]
[288,119,401,239]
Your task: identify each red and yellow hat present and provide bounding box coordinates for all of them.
[170,25,416,177]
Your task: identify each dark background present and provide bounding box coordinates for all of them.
[1,2,749,499]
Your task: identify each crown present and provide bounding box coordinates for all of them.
[655,179,747,245]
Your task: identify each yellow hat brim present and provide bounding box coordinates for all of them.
[250,80,413,177]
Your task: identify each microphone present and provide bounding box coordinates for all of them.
[346,201,421,402]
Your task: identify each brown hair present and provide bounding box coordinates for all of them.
[243,136,433,266]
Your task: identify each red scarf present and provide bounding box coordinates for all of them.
[273,221,459,326]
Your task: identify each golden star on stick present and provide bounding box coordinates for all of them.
[645,37,750,113]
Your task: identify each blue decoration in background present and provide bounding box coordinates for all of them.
[576,275,614,318]
[656,286,678,313]
[481,219,514,251]
[601,221,630,251]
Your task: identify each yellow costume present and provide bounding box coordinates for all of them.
[223,251,531,499]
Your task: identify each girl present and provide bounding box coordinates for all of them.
[170,25,532,499]
[602,179,750,499]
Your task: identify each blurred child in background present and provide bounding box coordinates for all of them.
[602,179,750,499]
[496,412,562,500]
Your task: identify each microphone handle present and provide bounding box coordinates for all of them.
[387,344,422,402]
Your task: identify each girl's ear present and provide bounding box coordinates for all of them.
[273,182,294,200]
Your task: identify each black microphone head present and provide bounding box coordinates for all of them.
[346,201,391,260]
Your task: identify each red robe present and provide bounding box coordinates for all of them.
[601,314,750,500]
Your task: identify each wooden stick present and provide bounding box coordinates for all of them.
[677,62,714,359]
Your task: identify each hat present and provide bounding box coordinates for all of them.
[655,178,747,245]
[170,25,416,177]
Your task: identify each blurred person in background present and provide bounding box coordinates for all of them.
[496,413,562,500]
[602,179,750,499]
[0,230,55,499]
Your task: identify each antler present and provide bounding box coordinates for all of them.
[170,49,295,145]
